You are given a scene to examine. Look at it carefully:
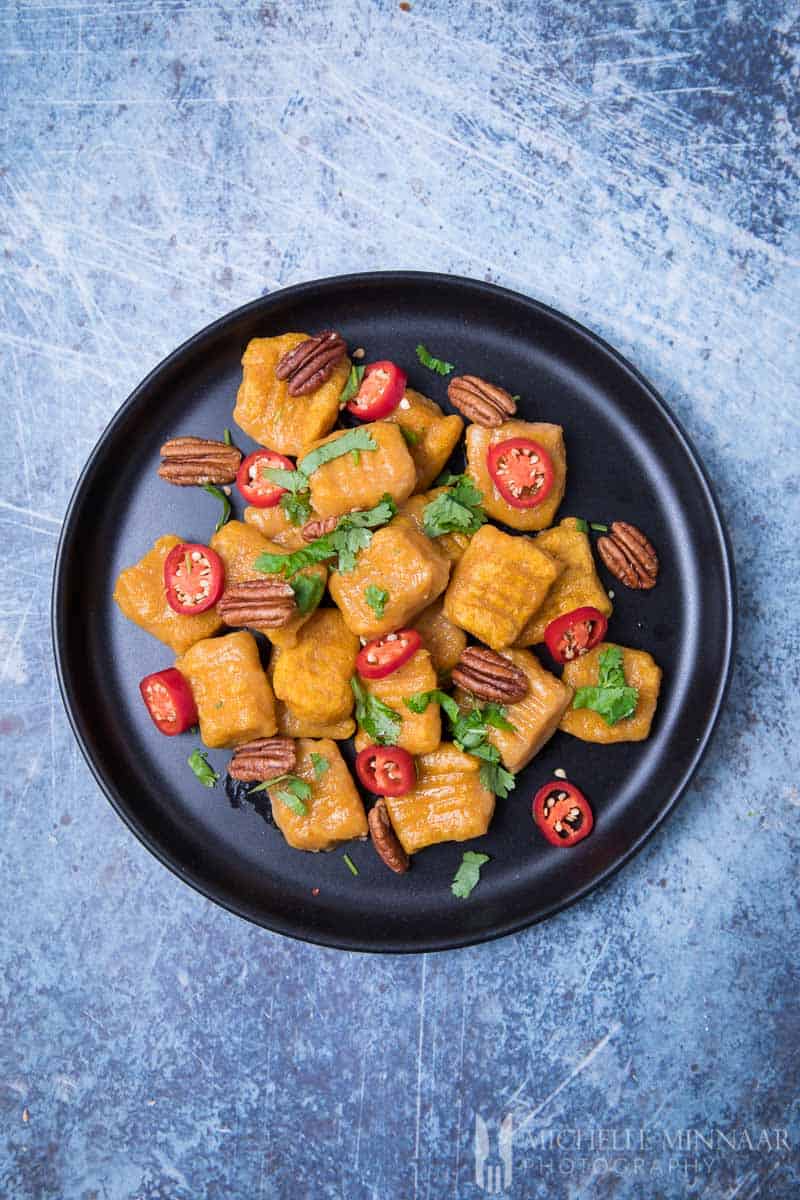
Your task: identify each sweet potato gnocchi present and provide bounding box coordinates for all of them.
[118,328,662,890]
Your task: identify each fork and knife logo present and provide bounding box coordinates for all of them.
[474,1112,513,1194]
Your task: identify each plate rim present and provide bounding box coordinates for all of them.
[51,271,737,953]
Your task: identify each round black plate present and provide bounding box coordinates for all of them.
[52,273,735,952]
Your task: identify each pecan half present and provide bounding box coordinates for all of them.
[597,521,659,590]
[217,578,297,628]
[447,375,517,427]
[452,646,529,703]
[158,436,242,486]
[228,736,297,782]
[275,330,347,396]
[301,515,339,542]
[368,798,410,874]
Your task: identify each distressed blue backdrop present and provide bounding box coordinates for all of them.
[1,1,798,1197]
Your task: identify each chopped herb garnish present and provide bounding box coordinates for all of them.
[250,773,312,815]
[364,585,389,618]
[404,691,516,798]
[202,483,231,533]
[351,676,402,745]
[310,753,330,779]
[343,853,359,876]
[298,427,377,477]
[572,645,638,726]
[280,490,312,526]
[423,474,486,539]
[188,748,218,788]
[574,518,589,533]
[451,851,490,899]
[339,363,365,407]
[399,425,420,447]
[262,430,379,526]
[290,571,325,615]
[223,428,233,446]
[254,496,396,578]
[416,343,455,376]
[590,522,609,532]
[511,394,520,402]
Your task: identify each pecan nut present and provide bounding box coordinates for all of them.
[301,515,339,542]
[228,736,297,782]
[368,798,410,874]
[452,646,529,703]
[217,578,297,628]
[597,521,659,590]
[158,436,241,486]
[447,375,517,427]
[275,330,347,396]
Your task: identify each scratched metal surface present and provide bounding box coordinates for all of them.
[1,1,798,1197]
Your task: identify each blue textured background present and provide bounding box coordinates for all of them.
[2,2,799,1197]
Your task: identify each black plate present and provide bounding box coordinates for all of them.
[52,273,735,952]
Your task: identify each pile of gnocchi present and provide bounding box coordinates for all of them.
[114,330,662,894]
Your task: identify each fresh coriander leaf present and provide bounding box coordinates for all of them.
[404,689,460,725]
[572,685,638,725]
[423,474,486,538]
[451,851,490,899]
[399,425,420,447]
[223,427,233,445]
[275,787,308,816]
[251,773,312,814]
[202,483,231,533]
[351,676,402,745]
[351,449,361,466]
[280,490,312,526]
[590,522,609,532]
[574,518,589,533]
[255,539,337,578]
[597,645,625,687]
[343,853,359,876]
[342,496,397,528]
[416,342,455,376]
[310,753,329,779]
[364,585,389,618]
[263,466,307,494]
[290,571,326,615]
[572,645,639,726]
[483,703,515,732]
[479,756,516,799]
[339,363,365,406]
[188,749,218,788]
[255,497,396,578]
[334,525,373,573]
[299,428,377,477]
[407,693,516,795]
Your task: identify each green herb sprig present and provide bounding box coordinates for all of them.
[188,749,219,788]
[364,585,389,618]
[572,645,638,726]
[290,572,326,615]
[310,753,329,779]
[423,474,486,539]
[404,690,516,798]
[416,343,455,376]
[351,676,402,746]
[261,427,379,524]
[249,773,312,815]
[339,364,365,407]
[202,484,231,533]
[451,851,490,899]
[254,495,396,578]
